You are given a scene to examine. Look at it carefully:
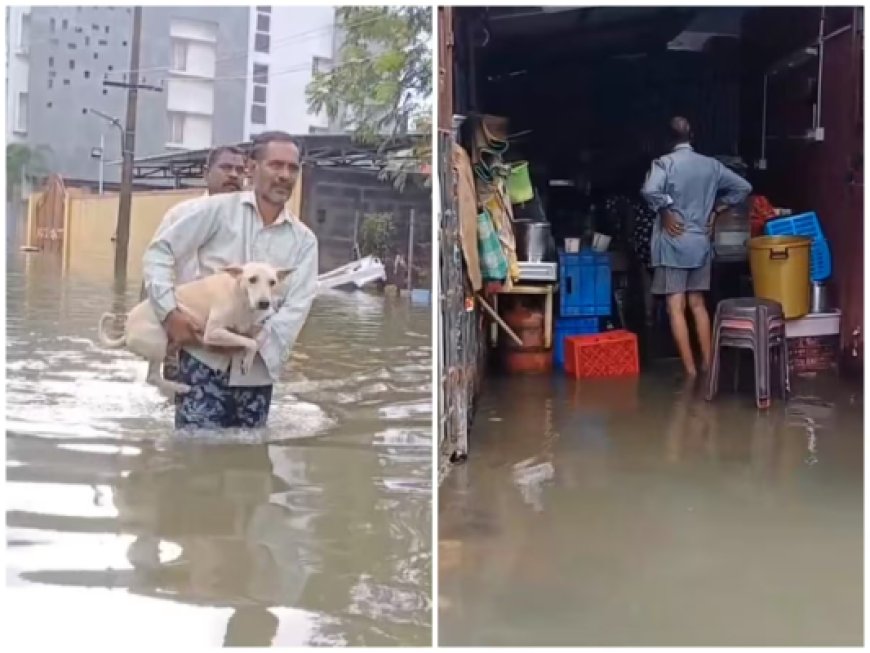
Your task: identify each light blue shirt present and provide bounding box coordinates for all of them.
[142,190,318,387]
[641,144,752,269]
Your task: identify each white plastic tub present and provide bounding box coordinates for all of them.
[785,309,841,339]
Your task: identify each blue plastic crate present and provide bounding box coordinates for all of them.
[554,316,600,369]
[763,212,832,281]
[559,250,611,317]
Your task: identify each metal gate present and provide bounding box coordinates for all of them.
[438,131,487,476]
[438,7,488,478]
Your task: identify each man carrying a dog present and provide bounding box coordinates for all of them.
[142,131,318,429]
[142,145,248,382]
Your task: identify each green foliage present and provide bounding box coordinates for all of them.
[359,212,397,260]
[378,116,431,192]
[6,143,50,200]
[306,6,431,145]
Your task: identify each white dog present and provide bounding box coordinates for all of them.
[98,262,293,396]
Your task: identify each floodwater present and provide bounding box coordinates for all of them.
[6,250,432,647]
[439,368,863,646]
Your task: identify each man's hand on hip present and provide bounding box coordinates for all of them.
[662,209,685,237]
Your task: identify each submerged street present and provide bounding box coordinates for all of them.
[6,250,432,647]
[439,369,862,646]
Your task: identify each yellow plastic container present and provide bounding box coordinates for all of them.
[748,235,812,319]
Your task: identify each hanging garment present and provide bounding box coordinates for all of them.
[453,143,483,291]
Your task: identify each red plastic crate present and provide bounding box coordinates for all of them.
[564,330,640,379]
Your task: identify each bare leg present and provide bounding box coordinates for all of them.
[666,292,697,377]
[146,361,191,396]
[688,292,712,373]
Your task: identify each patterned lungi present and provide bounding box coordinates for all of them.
[175,350,273,429]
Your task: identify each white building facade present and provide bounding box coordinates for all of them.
[244,5,336,139]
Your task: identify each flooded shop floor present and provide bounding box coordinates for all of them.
[439,368,863,647]
[6,251,432,647]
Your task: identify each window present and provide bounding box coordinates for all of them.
[105,25,110,34]
[48,79,53,89]
[69,59,75,70]
[85,36,90,46]
[254,32,270,53]
[15,92,28,133]
[171,40,188,72]
[251,104,266,125]
[62,18,68,30]
[257,13,270,32]
[68,42,76,49]
[84,70,90,79]
[312,56,332,76]
[18,13,30,54]
[253,84,267,104]
[50,17,56,32]
[253,63,268,84]
[169,112,185,143]
[256,6,271,13]
[98,39,108,46]
[48,56,54,68]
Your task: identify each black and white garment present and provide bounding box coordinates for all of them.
[603,195,656,269]
[175,350,273,430]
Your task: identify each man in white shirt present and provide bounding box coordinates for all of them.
[142,132,318,429]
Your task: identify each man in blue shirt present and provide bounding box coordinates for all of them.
[642,117,752,378]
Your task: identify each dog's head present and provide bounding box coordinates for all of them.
[222,262,294,311]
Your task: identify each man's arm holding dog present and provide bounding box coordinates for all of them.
[257,231,319,381]
[142,200,222,343]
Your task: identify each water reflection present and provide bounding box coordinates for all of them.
[440,369,862,646]
[6,250,432,647]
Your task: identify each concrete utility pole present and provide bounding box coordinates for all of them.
[104,7,162,283]
[113,5,143,284]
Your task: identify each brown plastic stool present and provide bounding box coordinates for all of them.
[706,298,789,409]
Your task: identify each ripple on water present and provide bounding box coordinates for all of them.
[5,256,432,647]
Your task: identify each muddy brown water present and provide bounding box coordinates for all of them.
[439,370,862,647]
[6,250,432,647]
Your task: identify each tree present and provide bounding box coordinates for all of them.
[6,143,50,201]
[359,212,397,262]
[306,6,431,185]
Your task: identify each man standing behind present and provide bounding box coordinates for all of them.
[142,132,318,429]
[155,145,248,284]
[641,117,752,379]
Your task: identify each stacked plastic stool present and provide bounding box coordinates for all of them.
[705,297,789,409]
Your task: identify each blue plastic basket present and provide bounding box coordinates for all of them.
[559,250,612,317]
[554,316,600,369]
[764,212,832,281]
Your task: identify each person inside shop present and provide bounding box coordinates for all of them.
[641,117,752,379]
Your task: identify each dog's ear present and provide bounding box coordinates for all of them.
[276,267,296,282]
[222,265,244,279]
